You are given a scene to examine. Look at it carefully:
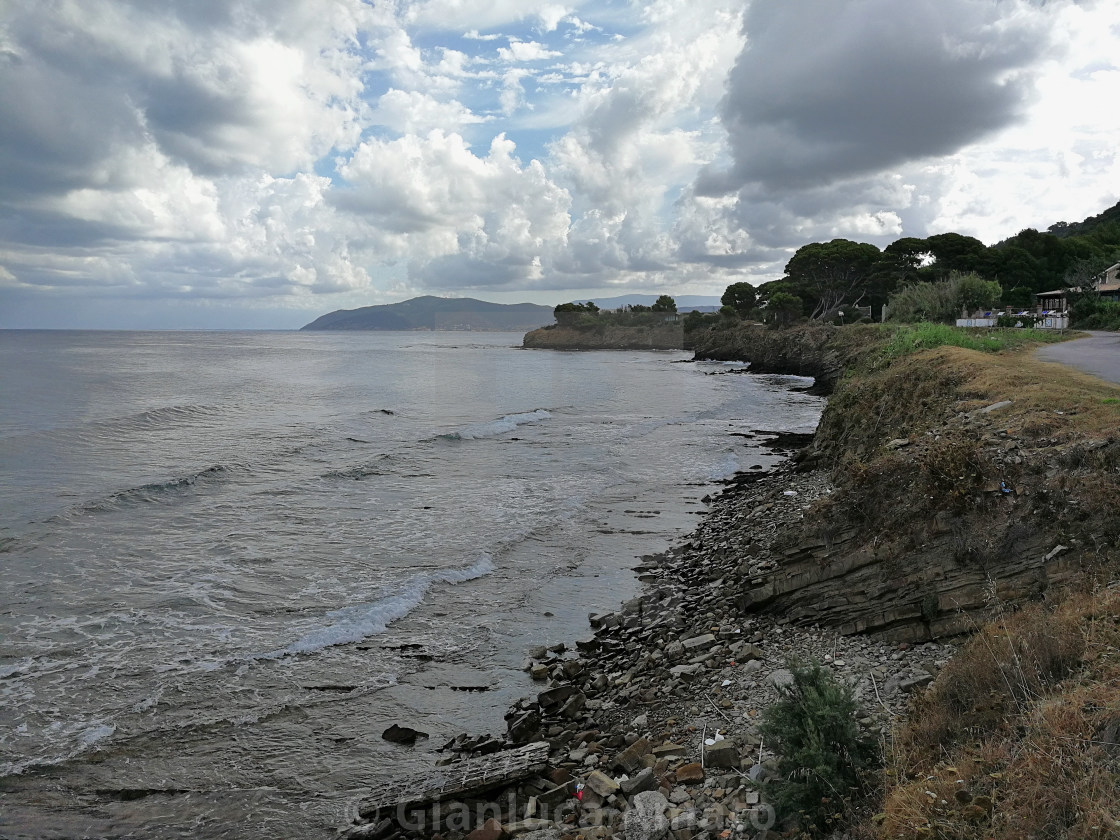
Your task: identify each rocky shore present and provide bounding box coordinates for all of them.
[345,325,1120,840]
[345,462,951,840]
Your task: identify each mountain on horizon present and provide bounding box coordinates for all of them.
[300,296,555,331]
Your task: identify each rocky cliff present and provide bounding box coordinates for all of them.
[522,323,686,350]
[698,326,1120,642]
[689,323,845,394]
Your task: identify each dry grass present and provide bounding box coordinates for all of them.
[810,343,1120,547]
[873,590,1120,839]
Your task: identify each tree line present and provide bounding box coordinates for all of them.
[550,199,1120,330]
[744,199,1120,324]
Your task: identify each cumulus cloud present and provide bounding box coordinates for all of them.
[2,0,1119,327]
[699,0,1052,194]
[498,39,562,62]
[336,131,571,288]
[372,89,490,134]
[544,1,745,282]
[0,0,372,305]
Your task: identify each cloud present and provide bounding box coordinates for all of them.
[372,89,490,134]
[699,0,1052,194]
[336,131,571,287]
[406,0,591,32]
[2,0,1119,327]
[543,1,745,282]
[498,39,562,62]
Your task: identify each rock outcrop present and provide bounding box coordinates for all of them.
[522,324,685,351]
[689,323,845,394]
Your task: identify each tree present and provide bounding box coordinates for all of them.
[651,294,677,313]
[783,239,881,321]
[720,282,757,316]
[764,292,803,327]
[923,232,988,275]
[553,301,599,326]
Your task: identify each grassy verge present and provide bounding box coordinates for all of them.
[875,322,1071,362]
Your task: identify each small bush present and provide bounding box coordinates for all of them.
[760,661,879,834]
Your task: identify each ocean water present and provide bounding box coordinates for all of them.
[0,330,823,838]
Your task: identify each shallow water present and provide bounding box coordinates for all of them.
[0,330,822,838]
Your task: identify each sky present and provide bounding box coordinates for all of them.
[1,0,1118,329]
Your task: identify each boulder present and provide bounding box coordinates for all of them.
[381,724,428,745]
[584,770,620,798]
[620,767,659,796]
[674,763,704,783]
[680,634,716,651]
[624,791,669,840]
[703,740,739,770]
[611,737,651,774]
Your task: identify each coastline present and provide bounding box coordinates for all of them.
[345,322,1120,840]
[346,451,946,839]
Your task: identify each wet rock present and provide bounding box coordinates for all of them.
[537,685,577,712]
[559,691,587,719]
[381,724,428,745]
[507,710,541,745]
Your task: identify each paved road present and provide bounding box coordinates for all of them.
[1035,330,1120,386]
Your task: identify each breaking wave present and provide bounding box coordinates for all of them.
[264,554,495,658]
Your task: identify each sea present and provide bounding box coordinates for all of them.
[0,330,823,839]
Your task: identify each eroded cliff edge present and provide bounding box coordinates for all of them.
[696,324,1120,643]
[522,323,686,350]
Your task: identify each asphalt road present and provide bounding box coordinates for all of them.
[1035,330,1120,386]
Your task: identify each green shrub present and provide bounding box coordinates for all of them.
[1071,296,1120,330]
[759,661,878,834]
[887,272,1001,323]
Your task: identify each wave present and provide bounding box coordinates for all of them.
[263,555,495,658]
[63,464,235,516]
[325,453,394,481]
[439,409,551,441]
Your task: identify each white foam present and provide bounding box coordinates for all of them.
[454,409,551,440]
[265,555,494,658]
[708,454,740,481]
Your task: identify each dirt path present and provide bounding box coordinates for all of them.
[1035,330,1120,386]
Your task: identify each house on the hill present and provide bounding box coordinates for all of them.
[1032,261,1120,313]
